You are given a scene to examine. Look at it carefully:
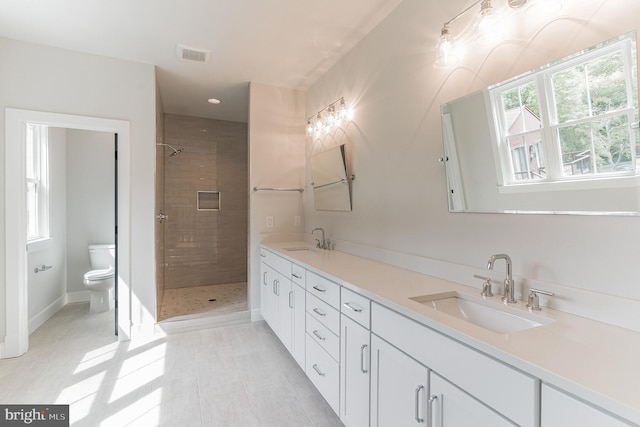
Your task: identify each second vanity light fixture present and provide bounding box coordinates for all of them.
[435,0,563,68]
[306,97,354,138]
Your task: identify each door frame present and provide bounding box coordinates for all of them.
[4,109,132,358]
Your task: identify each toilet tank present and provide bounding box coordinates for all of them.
[88,244,116,270]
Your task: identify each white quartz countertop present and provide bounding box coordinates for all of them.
[262,241,640,425]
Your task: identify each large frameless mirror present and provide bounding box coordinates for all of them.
[441,32,639,215]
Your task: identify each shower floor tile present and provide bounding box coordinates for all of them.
[159,282,248,322]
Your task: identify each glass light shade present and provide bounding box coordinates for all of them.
[314,112,325,133]
[475,3,505,47]
[327,105,338,126]
[306,119,314,136]
[434,27,460,68]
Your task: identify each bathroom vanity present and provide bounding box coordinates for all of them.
[259,242,640,427]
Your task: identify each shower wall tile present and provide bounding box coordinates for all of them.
[162,114,248,289]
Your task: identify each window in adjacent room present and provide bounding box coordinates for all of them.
[26,123,50,242]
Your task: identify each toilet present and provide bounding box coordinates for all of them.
[84,244,116,313]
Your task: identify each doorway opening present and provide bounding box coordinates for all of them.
[4,109,131,359]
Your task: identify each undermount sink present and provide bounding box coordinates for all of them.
[283,247,317,252]
[410,291,554,334]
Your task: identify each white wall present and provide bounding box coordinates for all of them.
[304,0,640,331]
[66,129,115,294]
[248,82,306,317]
[0,38,157,341]
[27,127,67,333]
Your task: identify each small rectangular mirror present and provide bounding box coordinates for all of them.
[311,144,353,211]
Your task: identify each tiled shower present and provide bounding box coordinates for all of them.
[157,113,248,321]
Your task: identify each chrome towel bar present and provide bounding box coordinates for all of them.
[253,186,304,193]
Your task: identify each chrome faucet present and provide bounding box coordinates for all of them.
[311,227,327,250]
[487,254,516,303]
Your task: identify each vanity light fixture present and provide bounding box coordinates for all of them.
[207,98,221,104]
[306,97,353,137]
[435,0,543,68]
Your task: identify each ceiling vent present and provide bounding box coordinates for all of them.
[177,44,210,63]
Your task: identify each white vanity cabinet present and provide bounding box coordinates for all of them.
[340,288,372,427]
[260,249,295,354]
[541,384,635,427]
[259,259,279,333]
[305,272,341,414]
[290,263,306,369]
[370,335,429,426]
[430,372,517,427]
[372,302,539,427]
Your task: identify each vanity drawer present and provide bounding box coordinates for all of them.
[306,271,340,308]
[306,313,339,361]
[306,336,340,414]
[341,287,371,329]
[291,263,306,287]
[372,303,538,427]
[306,292,340,335]
[260,248,292,276]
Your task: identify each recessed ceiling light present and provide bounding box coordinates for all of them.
[208,98,221,104]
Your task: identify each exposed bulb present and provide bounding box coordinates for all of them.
[475,0,504,47]
[434,26,459,68]
[337,98,354,120]
[314,112,325,133]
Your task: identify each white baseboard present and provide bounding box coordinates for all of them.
[250,308,264,322]
[29,295,66,334]
[66,290,91,303]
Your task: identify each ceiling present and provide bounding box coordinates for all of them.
[0,0,404,123]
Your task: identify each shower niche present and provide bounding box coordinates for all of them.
[197,191,220,211]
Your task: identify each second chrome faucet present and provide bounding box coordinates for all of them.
[312,227,329,250]
[487,253,517,303]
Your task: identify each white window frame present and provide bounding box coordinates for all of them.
[25,123,50,244]
[489,34,638,192]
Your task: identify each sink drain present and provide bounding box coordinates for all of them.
[208,298,217,302]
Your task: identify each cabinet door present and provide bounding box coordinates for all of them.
[430,373,516,427]
[542,384,634,427]
[340,315,370,427]
[260,262,278,332]
[370,335,429,426]
[292,282,306,369]
[277,274,293,352]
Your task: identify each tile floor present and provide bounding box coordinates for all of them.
[0,303,343,427]
[159,282,248,321]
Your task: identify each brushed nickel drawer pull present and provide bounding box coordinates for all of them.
[312,364,326,377]
[428,395,439,427]
[312,308,326,317]
[292,273,303,279]
[415,385,425,424]
[343,302,363,313]
[360,344,368,373]
[312,285,326,293]
[312,330,326,341]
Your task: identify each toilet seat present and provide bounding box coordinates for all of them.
[84,268,114,281]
